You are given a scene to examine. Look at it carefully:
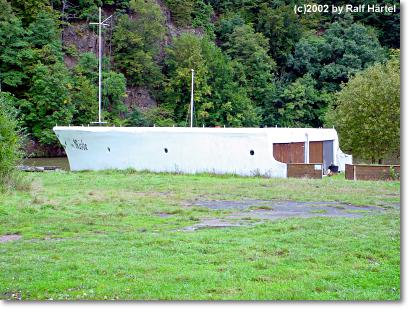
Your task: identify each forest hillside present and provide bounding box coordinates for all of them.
[0,0,400,157]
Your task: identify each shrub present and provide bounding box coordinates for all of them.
[0,93,27,191]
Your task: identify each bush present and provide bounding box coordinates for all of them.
[0,93,27,191]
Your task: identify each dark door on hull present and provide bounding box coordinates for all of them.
[323,140,334,172]
[273,142,304,163]
[273,143,290,163]
[274,140,334,173]
[309,141,323,163]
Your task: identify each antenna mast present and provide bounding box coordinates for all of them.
[190,69,194,128]
[90,7,112,125]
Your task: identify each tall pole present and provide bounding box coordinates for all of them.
[90,8,112,125]
[190,69,194,128]
[98,7,102,124]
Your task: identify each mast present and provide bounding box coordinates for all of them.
[190,69,194,128]
[98,7,102,123]
[90,8,112,124]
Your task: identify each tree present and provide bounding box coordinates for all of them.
[288,18,387,92]
[51,0,130,21]
[71,75,98,125]
[164,33,259,127]
[215,13,245,44]
[18,62,74,145]
[316,0,400,49]
[129,107,175,127]
[73,52,99,83]
[102,71,127,124]
[112,0,165,88]
[278,74,332,127]
[223,24,276,125]
[326,51,400,163]
[128,0,166,52]
[2,8,76,145]
[26,10,64,67]
[256,4,303,70]
[126,107,150,127]
[163,33,209,125]
[224,24,276,88]
[8,0,52,25]
[27,11,60,48]
[164,0,194,27]
[199,37,259,126]
[192,0,215,38]
[70,52,99,125]
[0,0,29,90]
[71,51,127,126]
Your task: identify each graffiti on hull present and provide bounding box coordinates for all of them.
[72,139,88,151]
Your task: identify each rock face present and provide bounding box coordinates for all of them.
[62,22,98,55]
[125,86,157,110]
[61,19,158,111]
[60,1,205,110]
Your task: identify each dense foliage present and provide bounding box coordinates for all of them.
[0,0,400,159]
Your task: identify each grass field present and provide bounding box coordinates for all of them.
[0,171,400,300]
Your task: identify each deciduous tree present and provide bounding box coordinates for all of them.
[326,51,400,163]
[20,62,74,145]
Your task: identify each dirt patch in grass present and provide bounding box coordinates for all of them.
[181,218,250,231]
[0,234,22,243]
[27,237,69,243]
[156,212,173,218]
[181,199,393,231]
[190,199,393,212]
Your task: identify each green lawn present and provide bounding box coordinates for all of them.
[0,171,400,300]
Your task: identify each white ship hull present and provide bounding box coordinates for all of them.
[53,126,352,177]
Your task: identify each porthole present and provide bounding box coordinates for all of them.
[250,150,255,156]
[164,148,168,153]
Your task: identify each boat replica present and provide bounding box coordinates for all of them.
[53,126,352,178]
[53,8,352,177]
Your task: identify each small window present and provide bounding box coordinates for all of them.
[107,147,111,152]
[164,148,168,153]
[250,150,255,156]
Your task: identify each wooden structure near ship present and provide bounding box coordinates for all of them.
[345,164,400,181]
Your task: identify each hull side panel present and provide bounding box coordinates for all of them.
[54,128,287,178]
